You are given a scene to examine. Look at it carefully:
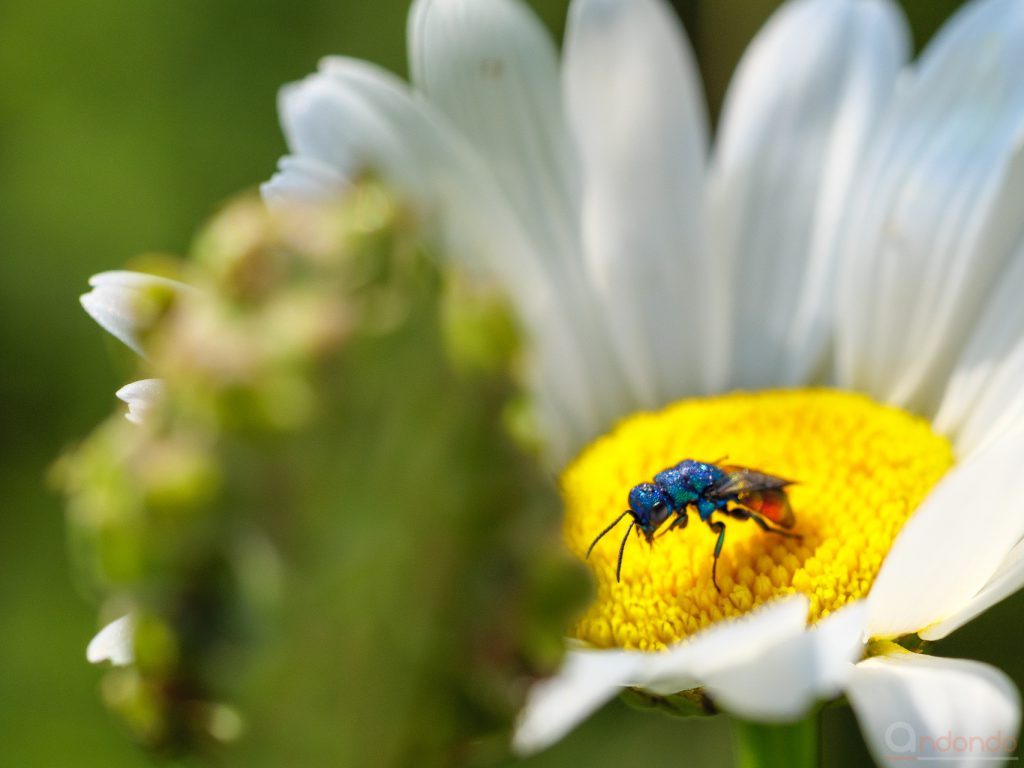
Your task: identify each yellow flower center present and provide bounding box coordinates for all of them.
[563,389,954,651]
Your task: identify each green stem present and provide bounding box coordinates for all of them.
[734,712,819,768]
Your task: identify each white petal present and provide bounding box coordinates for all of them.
[934,236,1024,457]
[847,652,1020,768]
[80,271,193,357]
[408,0,581,277]
[922,538,1024,641]
[512,646,642,755]
[115,379,165,425]
[86,614,134,666]
[260,155,349,205]
[636,595,812,698]
[662,599,866,722]
[640,596,866,722]
[710,0,909,389]
[564,0,723,403]
[277,65,439,205]
[281,59,533,288]
[804,600,871,696]
[836,0,1024,414]
[867,434,1024,639]
[514,596,867,754]
[514,597,811,754]
[406,0,637,451]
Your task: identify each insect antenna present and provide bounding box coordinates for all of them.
[586,510,632,559]
[616,521,635,582]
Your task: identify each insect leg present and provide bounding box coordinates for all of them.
[707,519,727,594]
[730,507,802,541]
[616,521,636,582]
[668,511,689,531]
[654,510,689,540]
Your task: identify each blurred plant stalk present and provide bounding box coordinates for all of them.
[56,183,587,766]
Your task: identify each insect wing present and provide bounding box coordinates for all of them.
[706,466,792,498]
[737,489,795,528]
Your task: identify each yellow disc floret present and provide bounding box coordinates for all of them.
[564,389,953,651]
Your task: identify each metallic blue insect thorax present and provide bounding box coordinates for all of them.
[650,460,729,521]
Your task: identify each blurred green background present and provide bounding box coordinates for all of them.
[5,0,1016,766]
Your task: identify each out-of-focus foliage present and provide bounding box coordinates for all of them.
[56,189,588,765]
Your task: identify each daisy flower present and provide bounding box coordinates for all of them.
[81,0,1022,763]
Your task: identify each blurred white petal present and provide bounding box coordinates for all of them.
[512,646,642,755]
[922,538,1024,641]
[710,0,909,389]
[115,379,165,425]
[276,60,619,451]
[836,0,1024,414]
[260,155,349,205]
[406,0,635,447]
[86,614,134,666]
[80,271,192,357]
[665,599,866,722]
[288,58,537,290]
[564,0,722,403]
[408,0,580,277]
[848,652,1020,768]
[802,601,870,697]
[277,64,439,204]
[934,236,1024,457]
[867,434,1024,639]
[514,595,848,755]
[637,595,811,697]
